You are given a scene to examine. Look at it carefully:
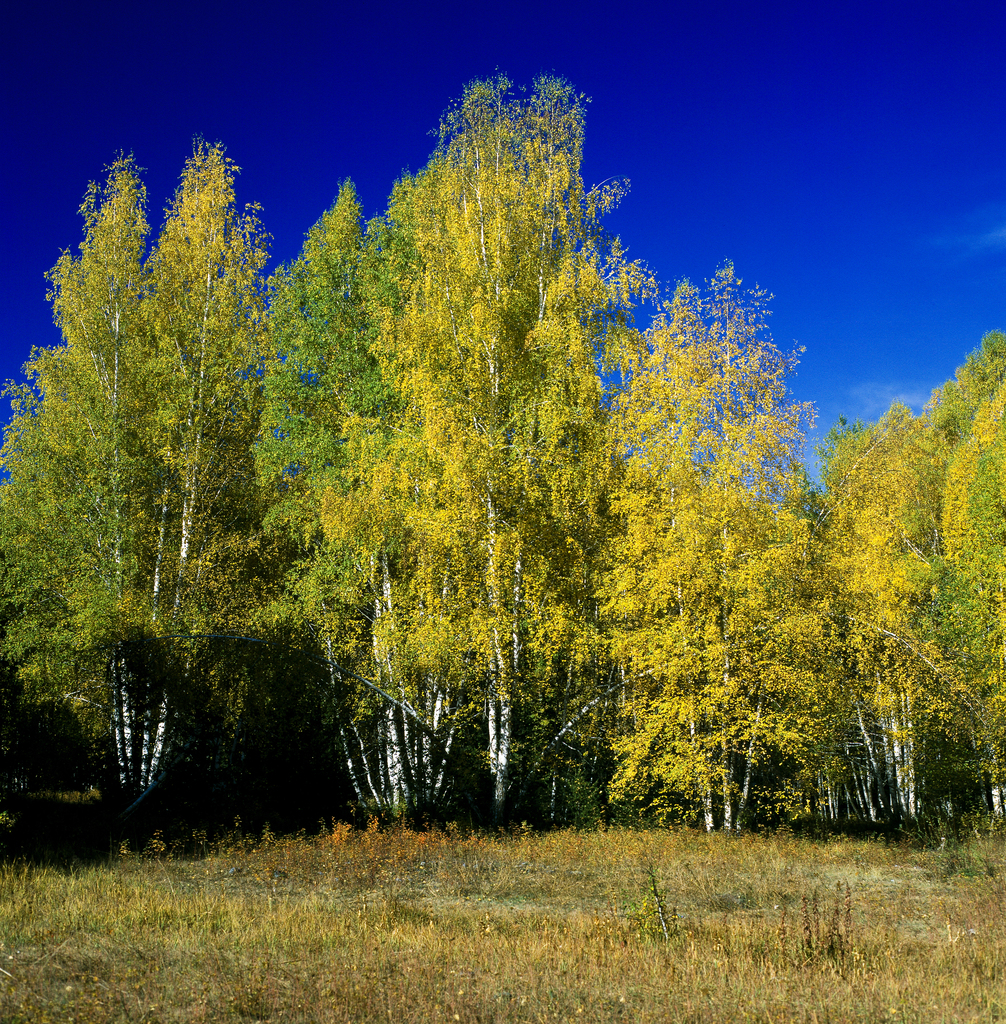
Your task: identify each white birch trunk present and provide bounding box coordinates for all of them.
[484,479,512,823]
[722,743,734,832]
[890,717,905,819]
[737,701,761,828]
[857,708,882,820]
[691,719,714,831]
[903,696,916,819]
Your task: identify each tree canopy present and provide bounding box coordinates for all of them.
[1,82,1004,832]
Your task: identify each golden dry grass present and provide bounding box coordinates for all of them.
[1,820,1004,1022]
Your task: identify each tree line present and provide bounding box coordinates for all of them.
[1,75,1003,831]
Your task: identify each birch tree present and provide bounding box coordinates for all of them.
[811,380,983,825]
[606,266,818,828]
[0,144,273,800]
[135,141,273,789]
[938,331,1006,814]
[258,182,452,813]
[0,154,156,793]
[353,75,645,821]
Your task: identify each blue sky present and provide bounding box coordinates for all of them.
[3,0,1003,464]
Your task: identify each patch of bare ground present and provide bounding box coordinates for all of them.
[1,820,1004,1022]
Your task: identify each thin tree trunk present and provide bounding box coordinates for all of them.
[722,743,734,832]
[692,719,714,831]
[737,700,762,827]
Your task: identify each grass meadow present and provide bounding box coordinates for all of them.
[1,811,1004,1022]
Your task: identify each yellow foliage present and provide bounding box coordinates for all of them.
[605,264,816,827]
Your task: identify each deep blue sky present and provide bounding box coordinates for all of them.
[3,0,1003,459]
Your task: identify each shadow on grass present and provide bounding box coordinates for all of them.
[1,790,117,866]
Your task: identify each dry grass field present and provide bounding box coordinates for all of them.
[1,815,1004,1022]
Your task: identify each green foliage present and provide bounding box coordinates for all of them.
[0,145,289,810]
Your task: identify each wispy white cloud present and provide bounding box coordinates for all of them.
[931,204,1006,256]
[804,382,937,477]
[976,223,1006,251]
[844,381,935,422]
